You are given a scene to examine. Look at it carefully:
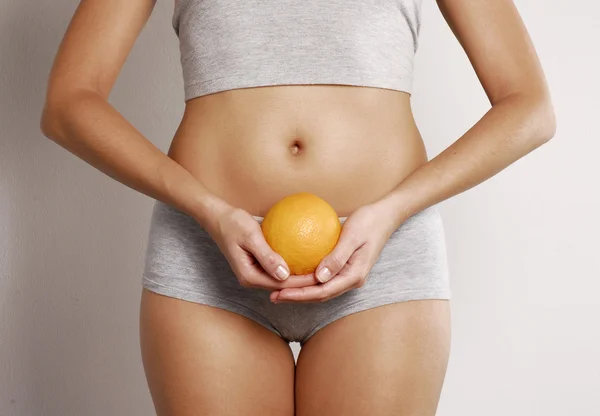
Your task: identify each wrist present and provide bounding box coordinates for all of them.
[376,189,413,230]
[188,191,230,230]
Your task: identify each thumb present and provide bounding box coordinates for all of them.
[243,231,290,281]
[315,235,357,283]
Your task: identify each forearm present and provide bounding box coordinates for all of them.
[39,89,226,226]
[381,92,556,226]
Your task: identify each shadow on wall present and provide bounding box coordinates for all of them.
[0,2,179,415]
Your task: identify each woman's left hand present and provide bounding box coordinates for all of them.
[269,200,403,304]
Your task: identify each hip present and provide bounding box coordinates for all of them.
[141,199,451,343]
[143,199,450,300]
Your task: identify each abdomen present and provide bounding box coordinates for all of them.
[168,85,427,216]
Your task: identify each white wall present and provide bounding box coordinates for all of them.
[414,1,600,414]
[0,1,598,415]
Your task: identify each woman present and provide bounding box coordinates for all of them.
[40,0,555,414]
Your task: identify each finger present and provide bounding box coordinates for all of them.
[281,273,321,287]
[250,272,320,290]
[239,266,319,291]
[233,247,319,290]
[275,272,359,303]
[266,274,324,302]
[241,230,291,281]
[315,230,362,283]
[269,276,322,302]
[277,249,370,302]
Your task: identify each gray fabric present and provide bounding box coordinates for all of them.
[172,0,423,100]
[141,200,451,346]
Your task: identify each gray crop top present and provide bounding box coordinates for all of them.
[172,0,422,101]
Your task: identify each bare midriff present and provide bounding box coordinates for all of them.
[168,85,428,217]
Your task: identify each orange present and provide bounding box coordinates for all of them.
[261,192,341,275]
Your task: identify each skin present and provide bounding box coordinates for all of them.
[40,0,555,414]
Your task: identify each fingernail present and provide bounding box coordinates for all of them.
[316,267,331,283]
[275,265,290,281]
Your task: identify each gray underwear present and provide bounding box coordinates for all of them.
[141,200,451,346]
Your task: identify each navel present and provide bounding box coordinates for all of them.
[289,139,303,156]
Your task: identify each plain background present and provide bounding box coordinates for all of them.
[1,0,598,415]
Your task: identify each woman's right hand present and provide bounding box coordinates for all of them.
[202,203,319,291]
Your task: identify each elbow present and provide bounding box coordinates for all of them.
[527,94,557,148]
[39,99,63,142]
[39,85,81,141]
[496,89,557,150]
[534,98,557,145]
[40,90,80,143]
[40,88,103,141]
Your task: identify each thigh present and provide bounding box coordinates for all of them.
[295,299,451,416]
[139,288,296,416]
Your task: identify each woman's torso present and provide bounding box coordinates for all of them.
[168,0,426,217]
[168,85,427,217]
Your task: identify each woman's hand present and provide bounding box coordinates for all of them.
[269,201,403,303]
[204,203,320,291]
